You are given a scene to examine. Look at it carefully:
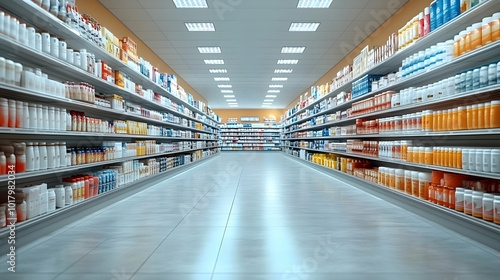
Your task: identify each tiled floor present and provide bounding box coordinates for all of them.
[2,152,500,280]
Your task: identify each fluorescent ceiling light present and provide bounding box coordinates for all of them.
[223,95,235,98]
[266,95,277,98]
[268,90,280,93]
[229,105,238,107]
[264,99,274,102]
[226,99,237,102]
[228,103,238,105]
[262,105,271,107]
[289,22,320,32]
[275,69,293,74]
[272,77,288,81]
[205,59,224,64]
[218,85,232,88]
[269,85,283,88]
[185,22,215,31]
[173,0,208,8]
[209,69,227,73]
[278,59,298,64]
[221,90,233,93]
[198,47,221,53]
[297,0,333,8]
[263,103,272,105]
[214,77,230,81]
[281,47,306,53]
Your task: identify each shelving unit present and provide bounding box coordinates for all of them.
[220,124,281,151]
[0,0,221,234]
[278,0,500,239]
[283,0,499,123]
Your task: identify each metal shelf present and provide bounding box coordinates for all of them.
[282,145,500,180]
[284,128,500,140]
[0,147,219,184]
[283,153,500,251]
[0,83,217,135]
[1,0,219,123]
[284,0,500,122]
[0,128,218,141]
[286,78,500,134]
[0,35,219,130]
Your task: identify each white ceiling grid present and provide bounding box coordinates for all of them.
[99,0,407,109]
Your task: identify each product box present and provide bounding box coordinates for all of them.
[122,37,138,58]
[167,75,178,94]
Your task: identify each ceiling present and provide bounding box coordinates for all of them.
[99,0,407,109]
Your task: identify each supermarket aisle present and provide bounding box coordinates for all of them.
[2,152,500,280]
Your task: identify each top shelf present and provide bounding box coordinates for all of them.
[284,0,499,121]
[2,0,219,123]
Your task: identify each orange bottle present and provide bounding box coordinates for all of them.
[457,148,463,169]
[471,104,479,129]
[459,30,467,55]
[492,13,500,41]
[407,147,414,162]
[458,106,467,130]
[433,111,439,131]
[437,110,443,131]
[470,23,483,51]
[452,148,458,168]
[477,103,485,129]
[466,105,473,129]
[491,101,500,128]
[418,147,425,164]
[481,17,493,46]
[446,109,453,131]
[465,26,473,53]
[452,108,459,131]
[485,102,491,128]
[433,147,438,165]
[425,147,433,165]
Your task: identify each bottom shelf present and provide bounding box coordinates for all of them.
[0,152,220,240]
[282,152,500,252]
[221,148,282,151]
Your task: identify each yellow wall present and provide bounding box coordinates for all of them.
[78,0,207,104]
[213,109,284,124]
[285,0,433,111]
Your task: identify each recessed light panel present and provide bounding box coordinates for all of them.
[266,95,277,98]
[226,99,237,102]
[228,103,238,105]
[221,90,233,93]
[185,22,215,31]
[263,103,272,105]
[223,95,235,98]
[297,0,333,8]
[269,85,283,88]
[289,23,320,32]
[214,77,230,81]
[209,69,227,73]
[275,69,293,74]
[277,59,298,64]
[205,59,224,64]
[264,99,274,102]
[281,47,306,53]
[198,47,221,53]
[174,0,208,8]
[218,85,232,88]
[229,105,238,107]
[268,90,280,93]
[272,77,288,81]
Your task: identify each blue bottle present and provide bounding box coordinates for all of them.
[436,0,443,28]
[443,0,450,24]
[450,0,460,20]
[430,1,437,32]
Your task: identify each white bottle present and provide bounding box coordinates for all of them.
[41,31,51,54]
[35,33,42,52]
[18,23,26,45]
[5,59,15,85]
[64,185,73,206]
[14,63,22,87]
[54,107,60,130]
[59,39,67,61]
[25,142,34,172]
[50,36,59,57]
[59,142,66,167]
[23,102,29,129]
[80,49,87,71]
[0,57,5,83]
[54,142,60,169]
[33,142,40,171]
[60,108,66,131]
[26,26,36,49]
[42,105,49,130]
[39,142,48,170]
[54,185,65,208]
[475,149,484,172]
[47,189,56,212]
[48,106,55,130]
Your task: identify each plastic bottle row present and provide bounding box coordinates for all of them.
[305,152,500,224]
[401,40,454,79]
[454,12,500,57]
[0,152,217,227]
